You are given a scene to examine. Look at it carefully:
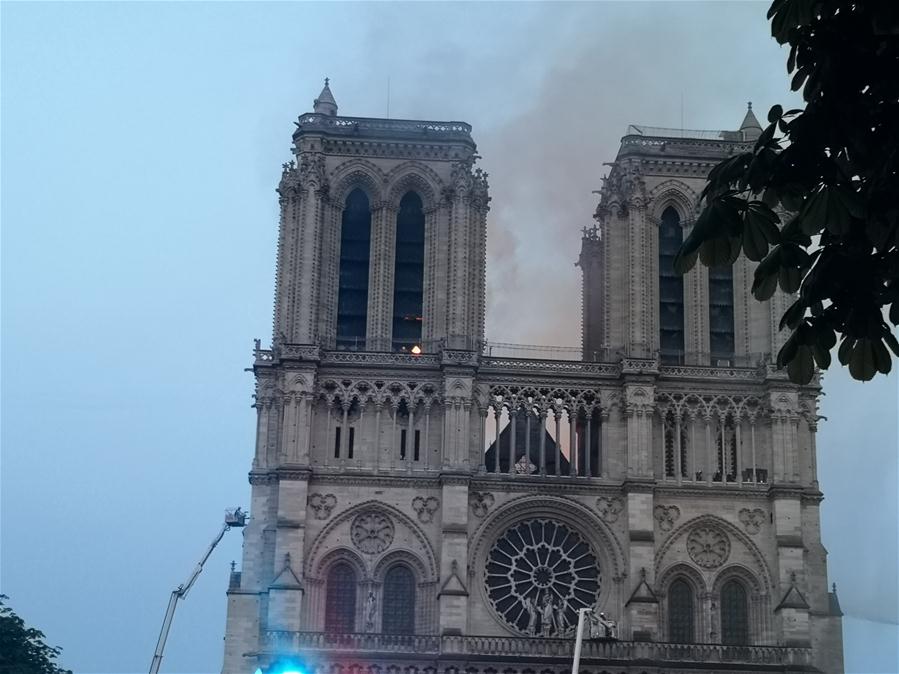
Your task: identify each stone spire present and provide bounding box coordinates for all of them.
[313,77,338,116]
[740,101,762,141]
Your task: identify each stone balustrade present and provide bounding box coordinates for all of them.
[262,631,812,667]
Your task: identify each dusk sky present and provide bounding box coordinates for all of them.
[2,2,896,673]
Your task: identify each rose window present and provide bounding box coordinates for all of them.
[485,519,601,636]
[350,512,395,554]
[686,525,730,568]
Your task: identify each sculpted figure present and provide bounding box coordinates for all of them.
[364,591,376,631]
[597,612,618,639]
[555,598,569,634]
[523,595,539,634]
[540,592,555,635]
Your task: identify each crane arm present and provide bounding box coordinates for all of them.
[149,509,245,674]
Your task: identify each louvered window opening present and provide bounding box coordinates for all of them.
[382,565,416,634]
[659,207,685,364]
[392,192,425,352]
[709,264,735,363]
[337,189,372,351]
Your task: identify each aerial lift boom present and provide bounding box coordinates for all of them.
[149,508,247,674]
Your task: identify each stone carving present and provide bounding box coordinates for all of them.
[589,610,619,639]
[514,454,537,474]
[364,590,376,632]
[469,491,495,518]
[412,496,439,523]
[686,525,731,569]
[653,505,681,532]
[485,519,600,636]
[309,493,337,520]
[739,508,766,535]
[596,497,624,523]
[350,511,395,554]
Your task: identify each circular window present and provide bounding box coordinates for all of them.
[485,519,601,636]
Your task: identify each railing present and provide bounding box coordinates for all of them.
[295,114,474,141]
[252,341,771,382]
[262,631,812,666]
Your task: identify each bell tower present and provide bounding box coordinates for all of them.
[272,79,489,353]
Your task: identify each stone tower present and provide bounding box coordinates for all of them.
[222,90,843,674]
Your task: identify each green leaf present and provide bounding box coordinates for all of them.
[699,237,740,267]
[838,338,854,366]
[753,272,779,301]
[768,104,783,123]
[779,266,803,293]
[780,300,806,330]
[787,345,815,384]
[848,339,878,381]
[873,338,892,374]
[673,248,698,275]
[778,330,800,369]
[884,331,899,358]
[813,342,832,369]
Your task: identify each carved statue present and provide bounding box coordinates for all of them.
[523,594,538,634]
[540,592,556,635]
[364,591,376,631]
[555,598,569,633]
[597,612,618,639]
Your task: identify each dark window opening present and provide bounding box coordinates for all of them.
[721,580,749,645]
[709,263,735,362]
[382,565,415,634]
[337,189,372,351]
[334,427,341,459]
[325,562,357,633]
[392,192,425,352]
[348,427,355,459]
[575,409,602,477]
[668,578,695,643]
[413,429,421,462]
[714,417,738,482]
[659,207,685,364]
[400,429,407,460]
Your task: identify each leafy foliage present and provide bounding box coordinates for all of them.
[675,0,899,383]
[0,595,72,674]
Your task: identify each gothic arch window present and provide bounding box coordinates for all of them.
[709,263,735,363]
[382,564,416,634]
[668,578,695,643]
[720,579,750,644]
[337,189,372,351]
[324,562,357,633]
[659,206,685,364]
[392,191,425,352]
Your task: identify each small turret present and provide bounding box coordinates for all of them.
[740,101,762,141]
[313,77,338,116]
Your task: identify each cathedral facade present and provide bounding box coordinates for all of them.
[222,83,843,674]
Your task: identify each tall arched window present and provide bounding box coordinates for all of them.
[721,579,749,645]
[382,564,416,634]
[709,264,735,363]
[392,191,425,352]
[324,562,357,633]
[337,189,372,351]
[659,207,685,364]
[668,578,695,643]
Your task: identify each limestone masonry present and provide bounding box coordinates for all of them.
[222,83,844,674]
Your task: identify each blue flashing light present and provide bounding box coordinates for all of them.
[268,659,307,674]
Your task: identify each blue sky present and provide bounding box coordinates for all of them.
[2,2,896,673]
